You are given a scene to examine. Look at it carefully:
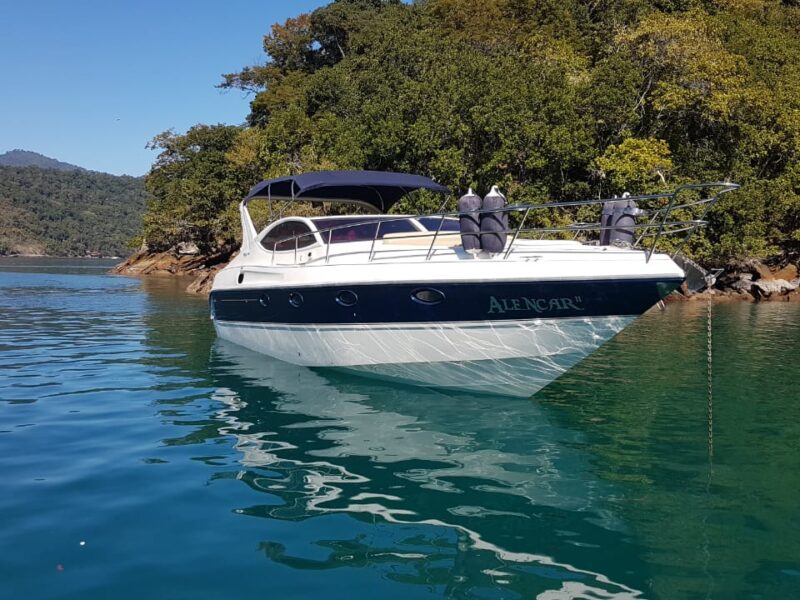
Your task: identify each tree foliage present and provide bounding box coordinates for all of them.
[143,125,250,252]
[595,138,673,193]
[0,166,146,257]
[143,0,800,265]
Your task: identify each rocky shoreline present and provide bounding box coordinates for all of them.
[112,245,234,295]
[667,259,799,303]
[113,247,800,303]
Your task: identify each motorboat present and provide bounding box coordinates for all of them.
[209,170,737,396]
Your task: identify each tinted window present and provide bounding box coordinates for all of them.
[312,217,418,244]
[261,221,317,251]
[417,217,460,232]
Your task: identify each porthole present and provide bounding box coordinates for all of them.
[237,272,245,284]
[336,290,358,307]
[259,293,270,307]
[288,292,304,308]
[411,288,445,305]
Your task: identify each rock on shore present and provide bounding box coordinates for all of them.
[673,259,799,303]
[112,245,234,295]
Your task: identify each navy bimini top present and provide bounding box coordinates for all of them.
[244,170,449,213]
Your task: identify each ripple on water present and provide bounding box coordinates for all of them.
[1,264,799,599]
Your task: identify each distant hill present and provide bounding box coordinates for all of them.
[0,149,84,171]
[0,166,147,257]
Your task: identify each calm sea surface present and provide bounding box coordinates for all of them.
[1,257,798,599]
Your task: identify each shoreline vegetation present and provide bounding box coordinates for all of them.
[2,253,121,259]
[0,162,146,257]
[109,0,794,302]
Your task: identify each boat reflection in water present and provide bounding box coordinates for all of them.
[209,339,646,598]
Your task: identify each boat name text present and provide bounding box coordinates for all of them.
[488,295,584,314]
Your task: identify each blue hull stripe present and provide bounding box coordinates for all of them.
[210,278,681,325]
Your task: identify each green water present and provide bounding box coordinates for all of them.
[0,258,798,599]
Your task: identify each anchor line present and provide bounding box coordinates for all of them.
[707,297,714,461]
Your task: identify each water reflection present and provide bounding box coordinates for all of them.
[537,302,800,599]
[4,262,797,598]
[134,276,800,599]
[205,341,645,598]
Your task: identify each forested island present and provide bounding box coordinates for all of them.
[123,0,798,296]
[0,151,146,257]
[0,149,86,172]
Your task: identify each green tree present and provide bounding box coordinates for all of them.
[594,137,672,193]
[144,125,248,252]
[138,0,800,266]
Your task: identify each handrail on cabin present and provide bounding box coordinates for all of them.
[261,182,739,265]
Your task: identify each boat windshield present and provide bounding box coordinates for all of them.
[417,216,460,232]
[311,217,419,244]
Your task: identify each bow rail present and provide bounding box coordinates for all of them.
[264,182,739,265]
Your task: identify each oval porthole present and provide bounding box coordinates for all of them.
[411,288,445,305]
[336,290,358,307]
[288,292,304,308]
[237,272,245,284]
[259,293,270,307]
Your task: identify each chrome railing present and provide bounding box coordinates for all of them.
[266,182,739,265]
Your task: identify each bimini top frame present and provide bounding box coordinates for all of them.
[239,170,449,255]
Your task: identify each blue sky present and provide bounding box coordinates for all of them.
[0,0,327,176]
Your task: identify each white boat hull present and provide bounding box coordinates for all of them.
[213,316,635,397]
